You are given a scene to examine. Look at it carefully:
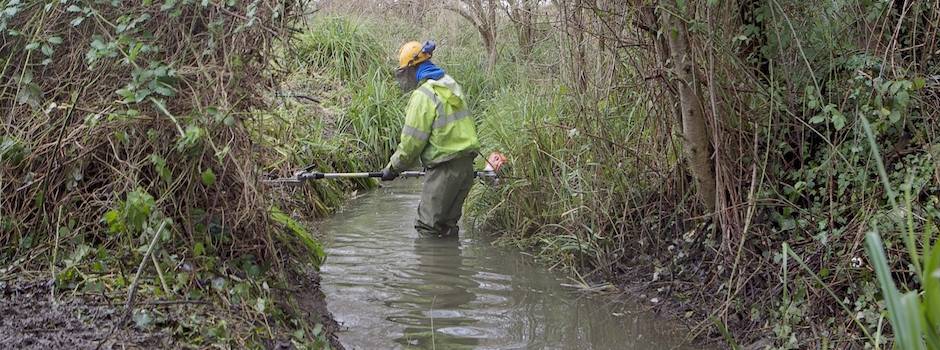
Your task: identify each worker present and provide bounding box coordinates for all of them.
[381,40,481,238]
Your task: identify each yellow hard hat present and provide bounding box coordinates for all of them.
[398,41,434,69]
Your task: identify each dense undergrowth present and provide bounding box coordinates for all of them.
[457,2,940,349]
[0,3,400,348]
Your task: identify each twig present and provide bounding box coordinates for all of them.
[96,220,168,350]
[122,220,168,324]
[90,299,209,307]
[151,253,170,297]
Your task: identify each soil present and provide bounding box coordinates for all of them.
[281,268,345,350]
[0,279,170,349]
[0,272,344,350]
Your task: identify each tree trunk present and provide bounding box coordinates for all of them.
[452,0,498,72]
[483,30,498,72]
[484,0,498,71]
[507,0,535,59]
[659,0,717,213]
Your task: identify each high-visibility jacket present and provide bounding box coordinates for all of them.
[387,75,480,172]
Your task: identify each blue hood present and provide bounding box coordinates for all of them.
[415,60,445,81]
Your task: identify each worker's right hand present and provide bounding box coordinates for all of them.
[380,167,399,181]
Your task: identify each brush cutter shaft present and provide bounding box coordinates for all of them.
[302,170,496,179]
[262,170,498,185]
[307,171,423,179]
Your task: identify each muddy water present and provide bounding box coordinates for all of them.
[321,180,698,350]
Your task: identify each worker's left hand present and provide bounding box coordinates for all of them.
[380,167,399,181]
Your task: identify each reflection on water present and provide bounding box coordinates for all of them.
[320,180,699,350]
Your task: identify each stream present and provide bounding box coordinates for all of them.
[320,180,699,349]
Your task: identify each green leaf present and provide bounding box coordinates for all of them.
[866,231,921,350]
[66,5,82,12]
[201,169,216,187]
[925,230,940,333]
[896,90,910,107]
[150,81,175,97]
[254,297,266,313]
[913,77,927,90]
[103,209,126,234]
[900,292,927,350]
[24,42,39,50]
[831,112,846,130]
[890,109,901,123]
[149,154,170,182]
[133,310,154,329]
[47,36,62,44]
[291,328,305,340]
[889,80,904,95]
[40,44,53,56]
[809,114,825,124]
[193,242,205,256]
[312,323,323,336]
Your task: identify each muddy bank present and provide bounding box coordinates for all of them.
[0,279,170,349]
[280,268,345,350]
[0,272,343,350]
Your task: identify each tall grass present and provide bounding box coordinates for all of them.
[291,17,406,169]
[293,17,384,81]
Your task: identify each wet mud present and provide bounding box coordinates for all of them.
[0,280,171,349]
[1,269,343,350]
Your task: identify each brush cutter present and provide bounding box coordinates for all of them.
[261,152,507,186]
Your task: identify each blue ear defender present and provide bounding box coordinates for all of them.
[422,41,436,55]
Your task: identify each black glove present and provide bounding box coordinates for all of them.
[380,167,399,181]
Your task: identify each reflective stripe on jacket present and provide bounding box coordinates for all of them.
[388,75,480,172]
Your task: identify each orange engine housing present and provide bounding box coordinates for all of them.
[484,152,507,172]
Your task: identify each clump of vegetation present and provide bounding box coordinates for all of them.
[0,1,344,347]
[280,17,405,169]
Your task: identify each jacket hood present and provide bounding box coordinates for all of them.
[425,75,464,104]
